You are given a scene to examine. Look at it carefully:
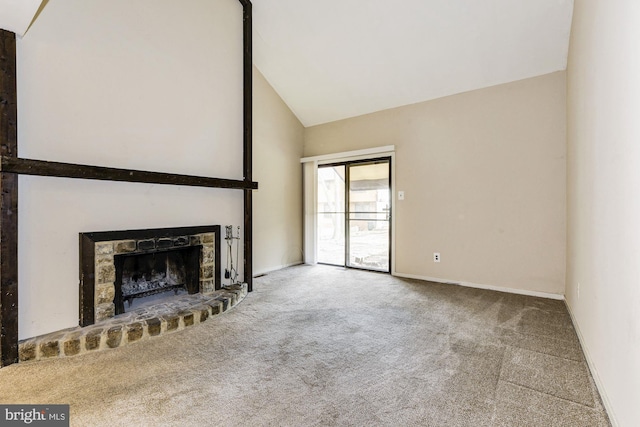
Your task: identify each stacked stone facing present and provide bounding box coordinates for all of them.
[93,232,216,323]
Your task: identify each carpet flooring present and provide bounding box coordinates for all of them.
[0,265,610,426]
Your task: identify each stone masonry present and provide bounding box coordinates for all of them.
[94,232,216,322]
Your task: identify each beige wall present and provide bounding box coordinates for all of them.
[305,72,567,295]
[566,1,640,425]
[253,67,304,274]
[15,0,302,339]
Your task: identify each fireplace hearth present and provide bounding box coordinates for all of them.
[19,283,246,363]
[80,226,221,327]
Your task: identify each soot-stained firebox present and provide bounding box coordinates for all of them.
[115,245,200,313]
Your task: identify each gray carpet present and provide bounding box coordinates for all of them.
[0,265,610,426]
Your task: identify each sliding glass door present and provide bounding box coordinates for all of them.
[317,158,391,272]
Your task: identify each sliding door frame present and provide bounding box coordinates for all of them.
[301,145,396,273]
[315,155,393,273]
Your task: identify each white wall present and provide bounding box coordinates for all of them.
[566,1,640,425]
[305,72,567,296]
[253,67,304,274]
[16,0,245,339]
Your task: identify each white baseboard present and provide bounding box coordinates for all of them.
[392,271,564,300]
[564,300,618,427]
[253,261,303,277]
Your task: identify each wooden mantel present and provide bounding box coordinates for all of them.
[0,0,254,367]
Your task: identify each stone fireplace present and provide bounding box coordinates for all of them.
[79,226,221,327]
[17,224,242,363]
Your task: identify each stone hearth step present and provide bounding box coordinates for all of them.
[18,283,247,363]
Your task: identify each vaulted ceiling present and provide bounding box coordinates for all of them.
[0,0,43,35]
[1,0,575,127]
[253,0,575,126]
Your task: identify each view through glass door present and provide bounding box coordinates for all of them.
[317,158,391,272]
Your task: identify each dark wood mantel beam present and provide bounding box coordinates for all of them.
[0,157,258,190]
[0,29,19,367]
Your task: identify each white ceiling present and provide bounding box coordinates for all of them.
[1,0,574,127]
[0,0,44,36]
[253,0,575,126]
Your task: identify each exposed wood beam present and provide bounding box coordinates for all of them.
[242,0,253,292]
[0,157,258,190]
[0,29,18,367]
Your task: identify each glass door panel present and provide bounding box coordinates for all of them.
[317,165,346,266]
[347,162,390,271]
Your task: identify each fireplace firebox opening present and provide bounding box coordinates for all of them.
[114,246,200,314]
[80,225,221,327]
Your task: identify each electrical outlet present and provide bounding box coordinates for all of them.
[433,252,440,262]
[398,191,405,200]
